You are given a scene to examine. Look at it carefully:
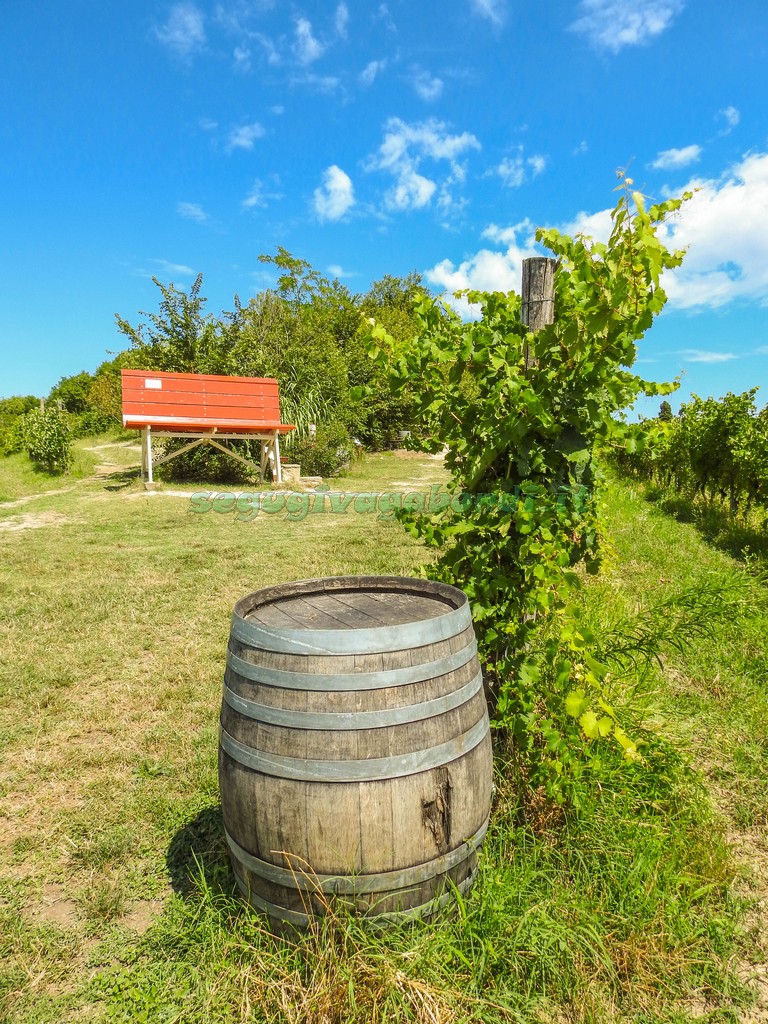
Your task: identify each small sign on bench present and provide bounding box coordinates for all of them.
[121,369,295,484]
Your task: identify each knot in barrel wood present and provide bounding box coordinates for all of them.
[218,575,493,929]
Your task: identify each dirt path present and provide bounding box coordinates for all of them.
[82,441,142,478]
[730,826,768,1020]
[0,510,70,532]
[0,486,80,510]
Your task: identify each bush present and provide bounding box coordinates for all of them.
[285,422,353,478]
[70,410,121,439]
[0,417,28,457]
[154,438,262,484]
[22,408,73,473]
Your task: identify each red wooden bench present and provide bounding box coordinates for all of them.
[120,369,295,483]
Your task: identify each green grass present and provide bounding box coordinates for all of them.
[600,480,768,820]
[1,445,766,1022]
[0,448,96,503]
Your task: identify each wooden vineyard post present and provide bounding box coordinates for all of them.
[521,257,556,369]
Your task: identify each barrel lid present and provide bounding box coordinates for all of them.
[231,576,472,655]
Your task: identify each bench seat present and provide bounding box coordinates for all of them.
[121,369,295,483]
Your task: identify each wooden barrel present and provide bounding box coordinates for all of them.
[218,575,492,928]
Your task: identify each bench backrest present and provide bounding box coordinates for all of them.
[121,369,293,433]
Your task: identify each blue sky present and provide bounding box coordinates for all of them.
[2,0,767,414]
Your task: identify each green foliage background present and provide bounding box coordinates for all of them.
[110,252,422,479]
[0,253,424,479]
[615,389,768,514]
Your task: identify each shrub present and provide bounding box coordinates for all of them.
[153,438,261,484]
[22,408,73,473]
[0,417,28,457]
[285,422,353,478]
[70,410,121,439]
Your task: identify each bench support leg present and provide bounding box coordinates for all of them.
[136,429,286,484]
[259,434,282,484]
[141,427,154,484]
[274,432,282,484]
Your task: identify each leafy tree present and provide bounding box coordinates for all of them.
[232,278,350,436]
[346,273,425,448]
[89,353,136,424]
[257,247,326,310]
[658,399,673,421]
[48,361,133,437]
[112,258,431,480]
[362,271,424,312]
[0,396,40,456]
[115,274,238,374]
[0,395,38,418]
[49,371,94,414]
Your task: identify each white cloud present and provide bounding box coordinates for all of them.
[149,259,196,276]
[571,0,684,53]
[290,72,341,94]
[559,207,614,241]
[375,4,396,32]
[436,159,473,224]
[254,32,281,66]
[411,67,443,102]
[482,223,528,245]
[389,169,437,211]
[365,118,481,214]
[226,122,265,151]
[527,154,547,177]
[313,165,355,221]
[233,45,251,72]
[155,2,206,58]
[471,0,507,26]
[360,59,387,86]
[373,119,480,167]
[718,106,740,134]
[494,148,547,187]
[425,220,540,316]
[658,152,768,309]
[437,190,469,222]
[335,2,349,38]
[496,156,525,188]
[211,4,282,65]
[242,178,283,210]
[294,17,324,64]
[328,263,355,278]
[212,2,276,35]
[176,202,209,223]
[677,349,737,363]
[552,151,768,313]
[651,144,702,170]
